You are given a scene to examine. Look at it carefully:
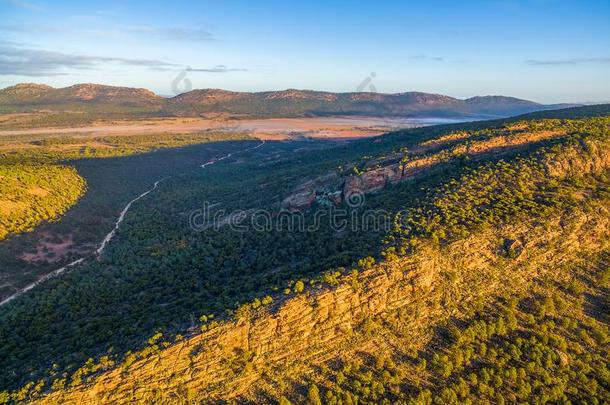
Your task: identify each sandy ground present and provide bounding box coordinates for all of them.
[0,116,462,140]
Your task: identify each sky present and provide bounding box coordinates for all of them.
[0,0,609,103]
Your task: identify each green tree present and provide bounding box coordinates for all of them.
[308,384,322,405]
[279,396,292,405]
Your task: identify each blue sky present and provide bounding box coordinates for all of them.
[1,0,609,103]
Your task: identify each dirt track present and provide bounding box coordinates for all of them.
[0,141,265,306]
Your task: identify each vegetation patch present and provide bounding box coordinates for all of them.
[0,164,86,241]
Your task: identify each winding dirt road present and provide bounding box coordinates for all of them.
[0,141,265,307]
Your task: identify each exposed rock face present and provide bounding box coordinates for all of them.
[281,189,316,211]
[343,165,402,197]
[543,138,610,178]
[280,123,609,212]
[280,165,405,210]
[280,159,431,210]
[281,172,339,210]
[38,250,439,405]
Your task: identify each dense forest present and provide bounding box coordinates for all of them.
[0,105,607,403]
[0,131,259,299]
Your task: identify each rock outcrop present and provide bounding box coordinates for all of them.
[343,165,402,197]
[280,123,608,212]
[280,172,339,210]
[280,189,316,211]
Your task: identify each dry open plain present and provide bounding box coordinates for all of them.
[0,115,465,140]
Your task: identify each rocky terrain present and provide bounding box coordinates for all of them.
[280,119,601,211]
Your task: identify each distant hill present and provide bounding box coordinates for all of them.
[0,83,579,119]
[513,102,610,120]
[167,88,576,118]
[463,95,562,116]
[0,83,162,107]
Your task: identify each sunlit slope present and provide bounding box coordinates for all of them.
[0,164,86,241]
[25,194,610,404]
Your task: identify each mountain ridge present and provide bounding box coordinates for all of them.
[0,83,579,119]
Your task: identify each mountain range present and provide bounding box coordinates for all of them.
[0,83,578,119]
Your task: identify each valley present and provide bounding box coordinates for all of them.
[0,101,608,403]
[1,140,268,306]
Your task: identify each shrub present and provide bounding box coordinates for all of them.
[308,384,322,405]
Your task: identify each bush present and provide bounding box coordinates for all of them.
[308,384,322,405]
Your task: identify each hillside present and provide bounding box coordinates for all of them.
[0,104,608,404]
[0,84,577,124]
[0,83,162,107]
[0,164,86,241]
[170,90,561,118]
[27,198,610,404]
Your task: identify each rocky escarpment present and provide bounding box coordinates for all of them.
[280,160,431,210]
[281,172,341,210]
[282,124,610,211]
[33,195,610,404]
